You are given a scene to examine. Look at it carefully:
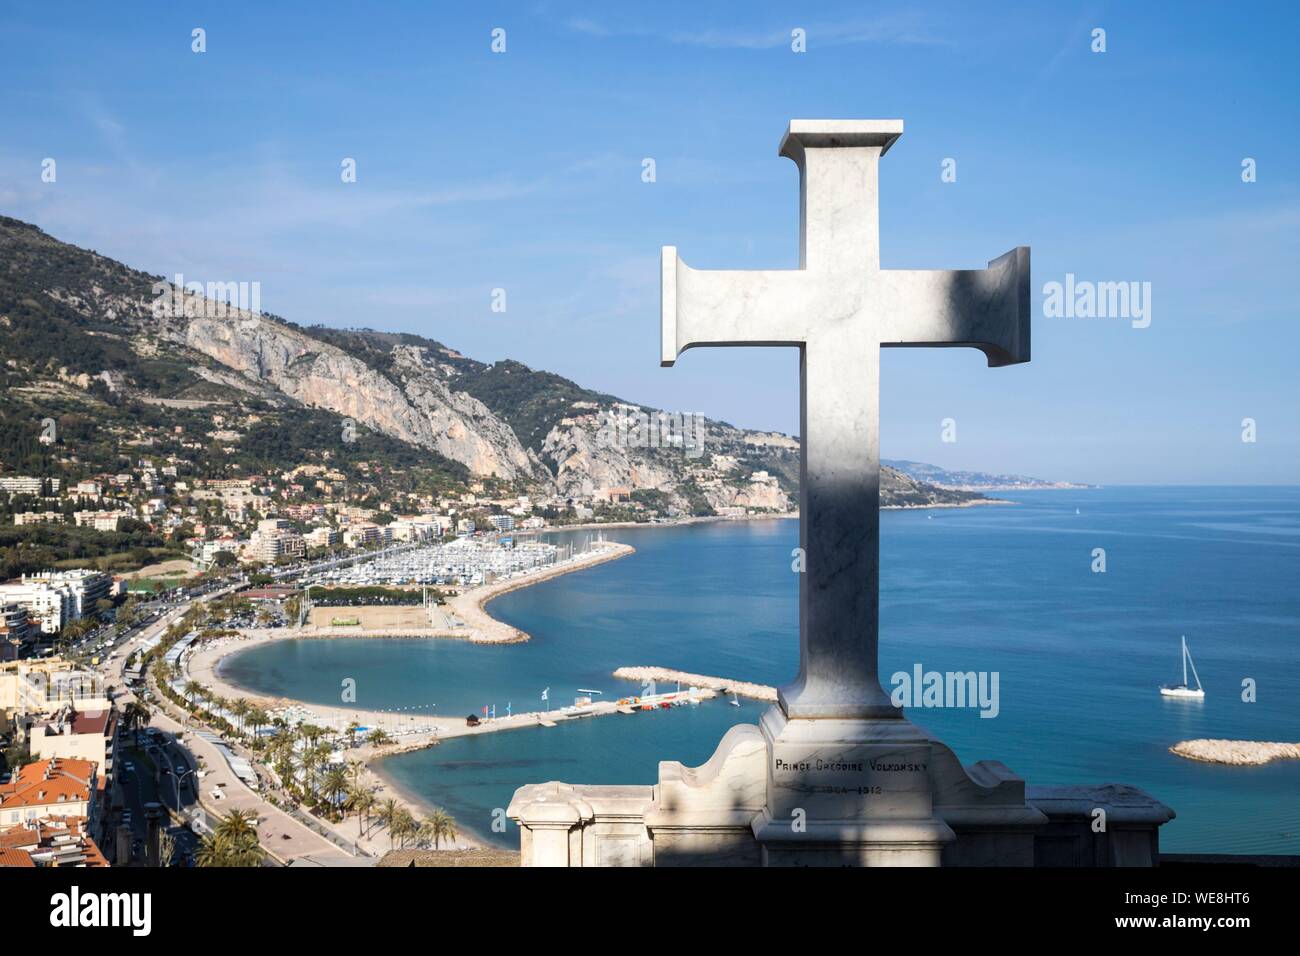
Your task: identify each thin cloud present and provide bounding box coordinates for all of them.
[564,14,950,49]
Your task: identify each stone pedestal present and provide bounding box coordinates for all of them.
[505,705,1169,867]
[749,707,954,866]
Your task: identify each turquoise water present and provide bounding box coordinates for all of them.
[221,487,1300,853]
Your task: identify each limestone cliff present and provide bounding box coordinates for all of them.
[171,311,539,481]
[0,214,993,512]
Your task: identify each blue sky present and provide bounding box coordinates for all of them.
[2,1,1296,484]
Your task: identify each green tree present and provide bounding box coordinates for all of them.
[423,808,457,850]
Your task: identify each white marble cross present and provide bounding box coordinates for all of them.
[661,120,1030,720]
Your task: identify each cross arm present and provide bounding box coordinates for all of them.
[661,247,812,366]
[877,247,1031,367]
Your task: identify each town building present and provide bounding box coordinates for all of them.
[342,524,381,549]
[0,660,111,736]
[0,757,99,830]
[304,526,340,549]
[12,511,64,526]
[73,510,134,531]
[0,604,33,661]
[0,476,61,495]
[27,704,118,778]
[0,815,108,867]
[246,526,306,564]
[0,571,110,633]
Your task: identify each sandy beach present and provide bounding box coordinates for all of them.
[180,540,636,850]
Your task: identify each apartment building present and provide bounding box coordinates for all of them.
[0,571,110,634]
[27,704,118,786]
[246,527,306,564]
[304,526,340,549]
[0,660,111,735]
[0,815,108,867]
[0,757,99,830]
[0,476,61,495]
[0,604,33,662]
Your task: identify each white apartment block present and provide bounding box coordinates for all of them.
[0,476,60,495]
[0,571,110,635]
[198,538,241,563]
[73,511,134,531]
[304,527,340,549]
[342,524,381,549]
[13,512,64,526]
[246,528,305,564]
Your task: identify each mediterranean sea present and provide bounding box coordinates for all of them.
[219,486,1300,854]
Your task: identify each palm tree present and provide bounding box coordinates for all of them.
[230,698,249,735]
[273,746,298,794]
[352,789,376,837]
[392,809,417,849]
[121,700,152,746]
[183,680,203,710]
[196,809,262,867]
[300,724,326,746]
[218,808,258,842]
[300,748,323,802]
[195,832,232,867]
[247,707,269,745]
[344,721,360,749]
[377,797,401,848]
[424,808,457,849]
[321,765,350,821]
[366,728,392,748]
[346,759,365,794]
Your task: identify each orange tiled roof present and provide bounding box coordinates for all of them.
[0,816,107,867]
[0,757,96,810]
[0,847,36,867]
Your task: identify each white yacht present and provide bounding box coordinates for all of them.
[1160,635,1205,699]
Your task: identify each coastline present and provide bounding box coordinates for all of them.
[535,512,795,534]
[453,542,634,643]
[187,541,636,853]
[540,497,1012,535]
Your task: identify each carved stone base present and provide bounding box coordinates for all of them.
[507,706,1173,867]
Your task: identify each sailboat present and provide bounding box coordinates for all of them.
[729,691,740,707]
[1159,635,1205,699]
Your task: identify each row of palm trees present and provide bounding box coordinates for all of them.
[373,800,458,852]
[260,726,456,850]
[152,658,273,741]
[148,646,458,857]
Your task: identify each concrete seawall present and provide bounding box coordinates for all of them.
[612,666,778,703]
[452,542,635,643]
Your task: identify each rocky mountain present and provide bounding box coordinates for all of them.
[0,215,986,513]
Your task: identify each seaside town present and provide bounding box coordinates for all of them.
[0,434,788,869]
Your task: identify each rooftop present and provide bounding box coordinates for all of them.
[0,757,97,809]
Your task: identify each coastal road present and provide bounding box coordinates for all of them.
[102,584,368,866]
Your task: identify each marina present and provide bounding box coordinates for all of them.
[303,537,567,589]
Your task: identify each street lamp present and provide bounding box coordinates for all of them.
[167,767,198,809]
